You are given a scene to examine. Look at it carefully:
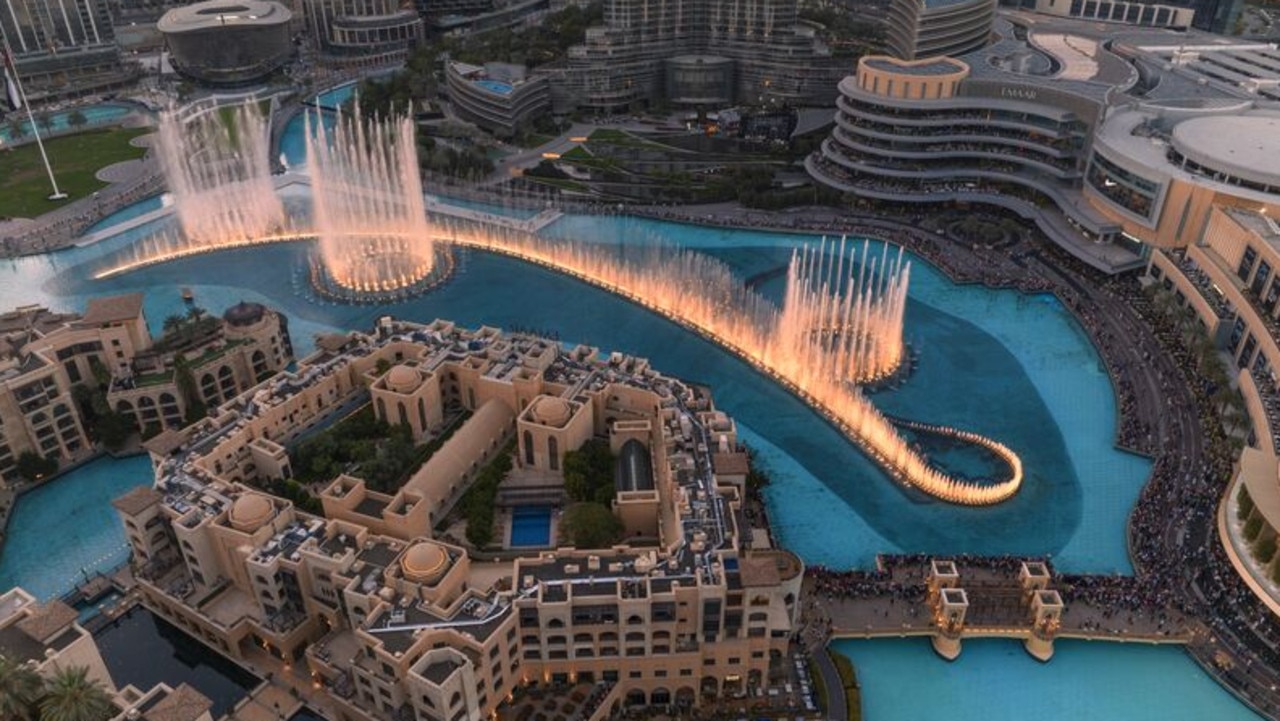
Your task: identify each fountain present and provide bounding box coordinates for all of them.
[156,102,285,246]
[94,103,1023,506]
[306,108,445,302]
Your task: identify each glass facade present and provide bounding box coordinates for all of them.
[1086,151,1160,219]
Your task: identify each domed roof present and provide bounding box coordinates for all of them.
[222,300,265,327]
[401,541,449,583]
[229,493,273,532]
[530,396,573,428]
[385,365,420,393]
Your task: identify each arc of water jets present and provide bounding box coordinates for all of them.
[98,106,1023,506]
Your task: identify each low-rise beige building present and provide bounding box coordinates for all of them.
[115,318,802,721]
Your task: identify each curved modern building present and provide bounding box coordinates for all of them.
[886,0,997,60]
[808,53,1138,271]
[1085,106,1280,248]
[158,0,293,86]
[445,62,551,139]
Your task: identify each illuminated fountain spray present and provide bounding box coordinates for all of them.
[157,102,285,245]
[438,221,1023,506]
[306,109,440,301]
[777,237,909,385]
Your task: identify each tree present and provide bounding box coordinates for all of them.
[5,119,24,141]
[162,314,185,338]
[173,356,206,425]
[14,451,57,482]
[94,411,134,451]
[66,110,87,130]
[39,666,114,721]
[562,439,615,503]
[559,502,623,549]
[35,114,53,134]
[0,655,43,721]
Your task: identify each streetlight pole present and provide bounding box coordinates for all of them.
[1,25,67,200]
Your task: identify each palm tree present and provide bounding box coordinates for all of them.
[66,110,87,131]
[35,113,53,134]
[0,655,43,721]
[39,666,113,721]
[5,119,24,141]
[161,314,185,337]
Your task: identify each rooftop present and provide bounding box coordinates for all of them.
[78,292,143,326]
[158,0,292,32]
[141,684,213,721]
[1170,113,1280,189]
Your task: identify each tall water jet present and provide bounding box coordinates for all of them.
[157,101,285,245]
[306,108,438,301]
[777,238,909,385]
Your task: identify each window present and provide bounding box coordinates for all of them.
[548,436,559,471]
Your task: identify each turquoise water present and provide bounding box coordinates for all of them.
[16,213,1148,572]
[0,103,136,144]
[0,189,1240,719]
[834,638,1261,721]
[82,194,166,235]
[0,455,152,600]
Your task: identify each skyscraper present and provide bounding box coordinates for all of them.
[0,0,122,100]
[566,0,844,112]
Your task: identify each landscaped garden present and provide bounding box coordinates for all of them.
[0,127,149,218]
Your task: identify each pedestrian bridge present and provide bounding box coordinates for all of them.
[810,557,1194,662]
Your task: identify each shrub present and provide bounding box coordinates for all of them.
[1245,515,1264,541]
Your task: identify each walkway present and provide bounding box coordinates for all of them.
[810,647,848,721]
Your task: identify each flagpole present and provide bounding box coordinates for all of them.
[0,29,66,200]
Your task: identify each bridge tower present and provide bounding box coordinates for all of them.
[1025,589,1064,662]
[927,560,967,660]
[1018,561,1051,602]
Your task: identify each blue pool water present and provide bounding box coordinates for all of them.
[95,607,258,718]
[0,455,152,600]
[0,103,137,144]
[474,79,514,95]
[510,506,553,547]
[834,638,1261,721]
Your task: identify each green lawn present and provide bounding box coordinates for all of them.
[0,127,150,219]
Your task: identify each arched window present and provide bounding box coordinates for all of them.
[548,436,559,471]
[523,431,534,465]
[418,397,427,430]
[398,403,408,428]
[377,397,387,421]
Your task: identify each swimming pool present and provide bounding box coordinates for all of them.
[475,79,514,95]
[95,607,258,718]
[510,506,553,547]
[0,103,138,144]
[0,455,153,601]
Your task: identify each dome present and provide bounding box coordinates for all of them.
[401,541,449,583]
[222,301,266,327]
[530,396,573,428]
[229,493,273,532]
[385,365,420,394]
